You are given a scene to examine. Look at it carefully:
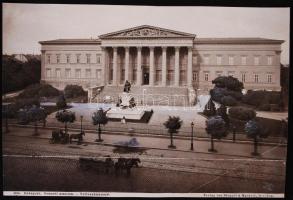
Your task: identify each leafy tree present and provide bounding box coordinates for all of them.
[212,76,244,92]
[55,110,76,134]
[221,95,237,106]
[203,98,216,117]
[92,108,109,142]
[228,106,256,121]
[64,85,87,98]
[164,116,183,149]
[205,116,228,152]
[216,105,229,128]
[245,120,268,156]
[56,94,67,109]
[27,105,46,136]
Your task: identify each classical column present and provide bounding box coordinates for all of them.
[124,47,130,82]
[162,47,167,86]
[174,47,180,87]
[101,47,106,85]
[136,47,142,86]
[187,47,193,87]
[149,47,155,86]
[112,47,118,86]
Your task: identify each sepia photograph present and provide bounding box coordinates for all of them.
[2,2,290,198]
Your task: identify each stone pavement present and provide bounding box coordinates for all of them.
[4,126,287,160]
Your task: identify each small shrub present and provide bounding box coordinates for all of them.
[64,85,87,98]
[258,104,271,111]
[228,106,256,121]
[221,95,237,106]
[270,104,280,112]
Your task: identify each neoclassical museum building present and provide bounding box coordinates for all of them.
[39,25,284,105]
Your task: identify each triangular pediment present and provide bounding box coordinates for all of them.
[99,25,196,39]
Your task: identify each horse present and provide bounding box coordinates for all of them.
[114,157,141,176]
[69,131,85,144]
[50,129,69,144]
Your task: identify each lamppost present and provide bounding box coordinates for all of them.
[80,115,83,134]
[190,122,194,150]
[232,125,236,142]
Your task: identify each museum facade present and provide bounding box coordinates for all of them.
[39,25,283,105]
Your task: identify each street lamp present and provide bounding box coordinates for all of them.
[80,115,83,134]
[190,122,194,151]
[232,125,236,142]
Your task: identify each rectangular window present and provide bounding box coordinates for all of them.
[267,56,273,65]
[66,54,70,63]
[55,68,61,78]
[47,55,51,64]
[65,69,71,78]
[228,56,234,65]
[216,55,222,65]
[216,71,223,77]
[96,69,101,79]
[46,68,51,78]
[254,74,259,83]
[97,54,101,64]
[203,55,209,65]
[204,73,209,81]
[86,69,91,78]
[267,74,272,83]
[254,56,260,65]
[228,71,235,77]
[76,54,81,63]
[241,73,246,83]
[56,54,60,64]
[192,72,198,81]
[241,56,247,65]
[75,69,81,78]
[86,54,91,64]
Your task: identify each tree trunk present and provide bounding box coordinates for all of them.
[65,123,67,134]
[252,135,259,156]
[209,134,217,152]
[96,123,103,142]
[34,121,38,135]
[170,132,173,146]
[5,117,9,133]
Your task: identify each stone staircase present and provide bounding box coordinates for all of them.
[92,85,190,106]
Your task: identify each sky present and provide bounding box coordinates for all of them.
[2,4,290,64]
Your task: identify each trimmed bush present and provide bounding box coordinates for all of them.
[258,104,271,111]
[64,85,87,98]
[242,90,281,107]
[221,95,237,106]
[14,98,40,111]
[228,106,256,121]
[18,84,60,98]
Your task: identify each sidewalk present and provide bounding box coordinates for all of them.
[4,126,287,160]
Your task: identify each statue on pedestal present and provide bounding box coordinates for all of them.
[124,80,131,93]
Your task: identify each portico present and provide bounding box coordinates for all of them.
[102,46,193,87]
[99,25,196,88]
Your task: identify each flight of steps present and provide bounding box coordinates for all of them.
[93,85,190,106]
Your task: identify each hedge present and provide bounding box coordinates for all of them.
[228,106,256,121]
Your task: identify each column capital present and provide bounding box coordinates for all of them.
[41,50,46,54]
[137,46,142,51]
[188,46,193,51]
[113,47,118,51]
[124,46,130,51]
[149,46,155,51]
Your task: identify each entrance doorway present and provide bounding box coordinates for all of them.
[143,68,149,85]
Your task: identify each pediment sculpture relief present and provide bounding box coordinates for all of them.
[117,28,178,37]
